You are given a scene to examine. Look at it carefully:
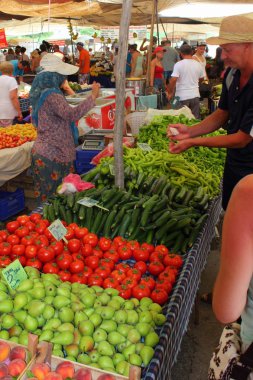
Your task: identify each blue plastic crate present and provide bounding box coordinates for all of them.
[75,162,95,175]
[76,146,101,162]
[0,189,25,221]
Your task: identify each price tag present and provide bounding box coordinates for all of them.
[137,143,152,152]
[109,164,115,176]
[2,260,28,290]
[48,219,68,243]
[78,197,109,211]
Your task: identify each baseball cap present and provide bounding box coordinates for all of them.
[39,53,78,75]
[154,46,166,54]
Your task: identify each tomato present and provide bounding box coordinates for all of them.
[65,227,75,241]
[85,255,99,270]
[70,273,87,284]
[26,258,42,270]
[155,279,173,294]
[0,242,11,256]
[15,226,29,238]
[42,219,50,228]
[167,266,179,276]
[163,254,183,268]
[140,276,156,291]
[0,256,11,268]
[87,274,103,287]
[12,244,25,256]
[118,246,132,260]
[25,245,38,259]
[115,262,130,274]
[43,262,59,274]
[6,221,20,233]
[83,266,93,279]
[24,221,35,232]
[69,260,85,274]
[21,235,34,246]
[126,240,140,251]
[58,270,71,282]
[72,253,84,262]
[7,234,20,245]
[34,221,47,235]
[103,277,119,289]
[132,284,151,299]
[117,284,132,299]
[99,258,115,271]
[95,265,111,279]
[104,249,120,263]
[148,261,165,276]
[150,288,168,305]
[16,255,26,267]
[67,238,81,253]
[17,215,30,225]
[111,269,126,282]
[113,236,126,247]
[56,253,73,270]
[37,247,55,263]
[126,268,142,281]
[154,245,169,256]
[80,243,93,257]
[0,237,2,243]
[134,261,147,274]
[74,227,88,239]
[141,242,155,253]
[158,270,176,284]
[92,247,103,259]
[50,241,64,256]
[29,213,42,224]
[121,277,138,289]
[133,247,150,262]
[149,251,165,263]
[83,233,98,247]
[68,223,78,231]
[44,228,56,241]
[33,236,49,248]
[98,237,112,252]
[0,230,8,241]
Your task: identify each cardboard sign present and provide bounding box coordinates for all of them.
[2,260,28,290]
[137,143,152,152]
[48,219,67,242]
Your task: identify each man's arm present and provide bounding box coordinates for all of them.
[139,38,148,52]
[167,77,177,100]
[10,89,22,120]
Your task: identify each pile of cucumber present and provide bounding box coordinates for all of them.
[43,184,208,254]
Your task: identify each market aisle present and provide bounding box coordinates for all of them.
[171,241,223,380]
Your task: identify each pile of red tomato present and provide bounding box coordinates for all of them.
[0,214,183,305]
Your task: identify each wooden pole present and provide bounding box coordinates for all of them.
[114,0,133,189]
[145,0,156,89]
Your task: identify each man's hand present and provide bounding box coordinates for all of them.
[17,112,23,121]
[169,139,193,154]
[167,123,190,141]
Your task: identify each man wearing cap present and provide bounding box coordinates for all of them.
[166,44,205,119]
[76,42,90,85]
[168,14,253,211]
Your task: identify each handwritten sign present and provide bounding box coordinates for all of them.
[78,197,109,211]
[2,260,27,290]
[109,164,115,176]
[137,143,152,152]
[48,219,67,242]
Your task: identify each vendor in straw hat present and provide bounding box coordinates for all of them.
[168,14,253,211]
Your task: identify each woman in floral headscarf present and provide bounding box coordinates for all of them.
[30,53,100,202]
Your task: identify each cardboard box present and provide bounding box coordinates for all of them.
[78,99,116,133]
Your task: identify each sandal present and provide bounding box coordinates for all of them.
[201,292,213,305]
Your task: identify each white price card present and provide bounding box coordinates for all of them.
[2,260,28,290]
[78,197,109,211]
[137,143,152,152]
[48,219,68,243]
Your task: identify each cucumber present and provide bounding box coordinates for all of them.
[67,194,74,209]
[85,207,94,231]
[103,191,125,209]
[59,205,67,222]
[65,209,73,225]
[152,196,169,212]
[52,199,60,217]
[128,207,141,235]
[78,206,86,221]
[91,210,104,234]
[118,213,132,237]
[154,211,171,227]
[48,204,55,222]
[103,209,118,237]
[43,204,49,220]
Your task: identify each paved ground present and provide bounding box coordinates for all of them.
[171,238,223,380]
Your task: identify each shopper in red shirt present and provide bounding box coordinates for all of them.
[150,46,166,91]
[76,42,90,84]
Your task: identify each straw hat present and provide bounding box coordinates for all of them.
[39,53,78,75]
[207,15,253,45]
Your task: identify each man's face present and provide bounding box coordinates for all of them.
[76,45,82,52]
[220,43,249,69]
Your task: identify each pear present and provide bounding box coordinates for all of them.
[39,330,54,342]
[122,344,136,360]
[140,346,154,366]
[97,341,114,357]
[43,305,55,320]
[45,285,56,297]
[0,330,9,340]
[51,331,74,345]
[41,273,60,285]
[57,287,71,298]
[44,318,61,330]
[0,299,13,313]
[13,310,27,324]
[0,282,8,292]
[19,331,29,346]
[24,266,40,279]
[53,295,70,309]
[37,314,46,328]
[16,279,34,292]
[71,302,84,312]
[0,290,9,301]
[58,323,75,333]
[2,315,16,329]
[59,307,74,323]
[44,296,54,305]
[24,315,38,332]
[74,311,88,327]
[13,293,28,311]
[27,300,45,317]
[28,287,45,300]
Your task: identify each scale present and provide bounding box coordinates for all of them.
[79,129,113,150]
[81,139,104,151]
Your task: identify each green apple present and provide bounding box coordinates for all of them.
[114,310,128,324]
[145,331,159,347]
[154,313,166,326]
[79,320,94,336]
[93,328,107,343]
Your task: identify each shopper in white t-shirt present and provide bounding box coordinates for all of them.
[167,44,205,118]
[0,61,22,127]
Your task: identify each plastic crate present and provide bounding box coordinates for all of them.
[0,188,25,221]
[75,162,95,175]
[74,146,100,174]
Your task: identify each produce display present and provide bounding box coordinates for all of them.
[44,186,208,252]
[0,123,37,150]
[0,340,31,378]
[1,213,182,304]
[0,266,166,376]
